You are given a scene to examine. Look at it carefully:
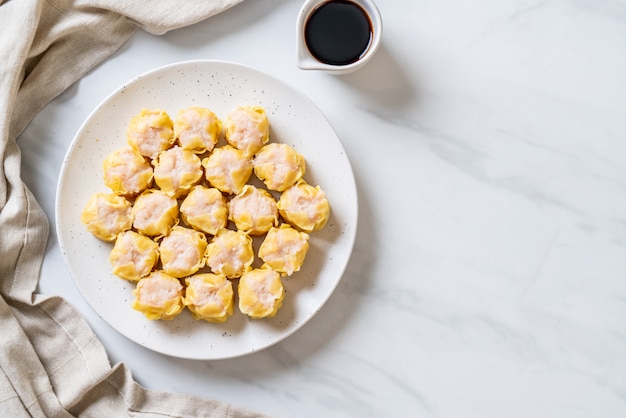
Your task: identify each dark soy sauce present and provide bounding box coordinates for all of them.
[304,1,373,66]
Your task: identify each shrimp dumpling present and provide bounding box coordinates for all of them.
[174,106,222,154]
[131,189,179,237]
[258,224,309,276]
[127,109,175,160]
[109,231,159,281]
[81,192,133,241]
[205,228,254,279]
[202,145,252,195]
[132,271,184,320]
[153,146,203,198]
[184,273,234,323]
[159,226,207,278]
[224,105,269,157]
[277,180,330,232]
[228,185,278,235]
[180,185,228,235]
[253,143,305,192]
[238,266,284,319]
[102,147,153,196]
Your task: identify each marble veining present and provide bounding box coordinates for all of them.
[17,0,626,416]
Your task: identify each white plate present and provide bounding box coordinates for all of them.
[56,60,357,360]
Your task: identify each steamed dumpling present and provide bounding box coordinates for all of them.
[109,230,159,281]
[224,105,269,157]
[253,143,305,192]
[277,180,330,232]
[81,192,133,241]
[159,226,207,278]
[184,273,234,323]
[228,184,278,235]
[131,189,179,237]
[132,271,184,320]
[174,106,222,154]
[127,109,175,160]
[153,146,203,198]
[202,145,252,195]
[238,266,284,319]
[102,146,153,196]
[205,228,254,279]
[179,185,228,235]
[258,224,309,276]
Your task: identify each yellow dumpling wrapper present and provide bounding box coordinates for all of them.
[132,271,184,320]
[224,105,269,157]
[228,185,278,235]
[127,108,175,160]
[174,106,222,154]
[131,189,179,237]
[180,186,228,235]
[258,224,309,276]
[159,226,207,278]
[205,228,254,279]
[153,146,203,198]
[253,143,306,192]
[238,266,284,319]
[110,230,159,281]
[184,273,234,323]
[277,180,330,232]
[102,146,153,196]
[202,145,252,195]
[81,192,133,241]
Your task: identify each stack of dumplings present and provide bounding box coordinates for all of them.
[81,105,330,323]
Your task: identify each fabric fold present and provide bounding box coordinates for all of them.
[0,0,268,416]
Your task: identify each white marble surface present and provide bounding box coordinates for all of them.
[18,0,626,417]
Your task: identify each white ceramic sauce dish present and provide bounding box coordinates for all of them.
[296,0,382,74]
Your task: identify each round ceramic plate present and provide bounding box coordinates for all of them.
[56,60,357,360]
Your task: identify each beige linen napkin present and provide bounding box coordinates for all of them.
[0,0,269,416]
